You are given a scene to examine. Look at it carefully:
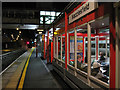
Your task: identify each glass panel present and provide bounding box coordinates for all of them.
[46,20,51,24]
[46,11,50,15]
[40,21,43,24]
[90,17,110,84]
[51,11,55,16]
[51,16,55,20]
[40,11,46,15]
[58,36,61,59]
[56,12,60,16]
[51,19,54,23]
[62,35,65,62]
[77,24,87,73]
[45,17,49,21]
[40,17,43,21]
[69,30,75,66]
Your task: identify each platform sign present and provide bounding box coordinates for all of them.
[69,1,98,24]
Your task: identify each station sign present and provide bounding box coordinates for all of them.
[69,1,98,24]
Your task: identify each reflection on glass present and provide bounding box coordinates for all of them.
[40,21,43,24]
[90,17,110,84]
[46,11,50,15]
[45,17,49,21]
[40,17,43,21]
[51,11,55,16]
[58,37,61,59]
[56,12,60,16]
[62,36,65,62]
[77,25,88,73]
[51,19,54,23]
[40,11,46,15]
[69,31,75,66]
[46,20,51,24]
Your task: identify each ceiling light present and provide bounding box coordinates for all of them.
[37,29,43,31]
[54,32,58,35]
[16,27,19,30]
[55,28,60,31]
[19,31,21,34]
[102,23,104,26]
[39,32,42,34]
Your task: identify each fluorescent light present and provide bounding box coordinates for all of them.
[54,32,58,34]
[39,32,42,34]
[55,28,60,31]
[102,23,104,26]
[19,31,21,34]
[16,27,19,30]
[37,29,43,31]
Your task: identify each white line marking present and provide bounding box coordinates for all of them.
[41,60,50,73]
[0,52,27,75]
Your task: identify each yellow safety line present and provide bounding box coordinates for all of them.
[18,48,35,89]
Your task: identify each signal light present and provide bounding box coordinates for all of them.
[26,41,30,44]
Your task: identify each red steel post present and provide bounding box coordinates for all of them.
[65,12,68,69]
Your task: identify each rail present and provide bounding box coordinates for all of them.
[0,48,27,71]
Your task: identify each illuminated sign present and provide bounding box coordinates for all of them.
[69,1,98,24]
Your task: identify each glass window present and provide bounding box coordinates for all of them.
[40,17,43,21]
[51,11,55,16]
[90,17,110,84]
[69,30,75,67]
[62,35,65,62]
[77,24,88,73]
[51,16,55,20]
[46,11,50,15]
[56,12,60,16]
[51,19,54,23]
[40,11,46,15]
[58,36,61,59]
[40,21,43,24]
[46,20,51,24]
[45,17,49,21]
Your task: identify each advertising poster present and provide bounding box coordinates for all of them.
[77,36,83,58]
[70,36,75,60]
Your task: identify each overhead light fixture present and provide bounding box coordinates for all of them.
[54,32,58,35]
[16,27,19,30]
[37,29,43,32]
[39,32,42,34]
[102,23,104,26]
[19,31,21,34]
[55,28,60,31]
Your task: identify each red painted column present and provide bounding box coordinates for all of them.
[65,12,68,69]
[110,8,116,88]
[51,42,53,63]
[47,31,49,63]
[44,35,45,59]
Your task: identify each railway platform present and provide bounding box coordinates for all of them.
[1,47,71,89]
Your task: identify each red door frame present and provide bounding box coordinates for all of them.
[65,12,68,69]
[47,31,49,63]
